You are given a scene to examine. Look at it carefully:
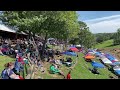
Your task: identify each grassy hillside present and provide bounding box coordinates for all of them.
[0,42,118,79]
[35,53,116,79]
[95,39,120,49]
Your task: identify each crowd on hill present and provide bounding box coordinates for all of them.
[0,37,73,79]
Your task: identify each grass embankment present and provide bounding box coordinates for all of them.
[36,53,116,79]
[95,39,120,49]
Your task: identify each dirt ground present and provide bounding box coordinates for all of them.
[100,48,120,61]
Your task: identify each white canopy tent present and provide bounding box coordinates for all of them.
[76,45,81,47]
[101,57,112,64]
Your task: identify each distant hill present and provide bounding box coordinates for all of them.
[95,39,120,49]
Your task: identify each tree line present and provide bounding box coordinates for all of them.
[95,33,114,44]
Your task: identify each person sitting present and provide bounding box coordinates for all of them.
[66,58,72,62]
[60,59,65,64]
[91,68,100,74]
[50,64,65,78]
[64,58,72,67]
[49,57,55,64]
[56,50,60,55]
[0,48,4,56]
[1,62,24,79]
[37,60,45,73]
[109,74,115,79]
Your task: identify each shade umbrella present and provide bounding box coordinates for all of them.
[70,47,79,52]
[62,51,77,56]
[91,61,105,68]
[85,55,95,59]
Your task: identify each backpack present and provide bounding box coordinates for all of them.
[1,69,10,79]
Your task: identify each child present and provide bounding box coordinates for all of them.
[67,71,72,79]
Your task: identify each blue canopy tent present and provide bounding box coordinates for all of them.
[105,54,115,61]
[62,51,77,56]
[88,49,93,52]
[111,62,120,66]
[113,62,120,64]
[95,52,102,57]
[91,61,105,68]
[69,46,76,48]
[114,70,120,76]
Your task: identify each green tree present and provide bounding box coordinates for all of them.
[113,28,120,45]
[78,21,96,50]
[0,11,79,58]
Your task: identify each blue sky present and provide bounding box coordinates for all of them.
[77,11,120,33]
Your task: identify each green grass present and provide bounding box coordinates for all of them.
[95,39,120,49]
[0,55,15,73]
[36,53,116,79]
[71,53,116,79]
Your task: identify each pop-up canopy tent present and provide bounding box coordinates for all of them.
[105,54,115,61]
[110,62,120,66]
[95,52,102,57]
[87,52,95,55]
[114,70,120,76]
[91,61,105,68]
[105,53,119,63]
[113,66,120,75]
[101,57,112,64]
[113,62,120,65]
[75,45,81,47]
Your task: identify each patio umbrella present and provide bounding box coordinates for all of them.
[91,61,105,68]
[70,47,79,52]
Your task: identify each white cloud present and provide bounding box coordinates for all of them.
[84,15,120,33]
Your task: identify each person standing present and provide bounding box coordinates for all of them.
[67,71,72,79]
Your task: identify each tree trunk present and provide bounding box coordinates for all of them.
[29,31,31,40]
[31,36,41,61]
[41,33,48,60]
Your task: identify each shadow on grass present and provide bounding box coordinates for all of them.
[7,55,16,61]
[105,44,117,48]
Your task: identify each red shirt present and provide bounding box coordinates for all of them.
[19,76,24,79]
[67,74,71,79]
[18,56,25,64]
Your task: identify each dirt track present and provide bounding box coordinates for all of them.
[100,48,120,61]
